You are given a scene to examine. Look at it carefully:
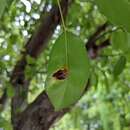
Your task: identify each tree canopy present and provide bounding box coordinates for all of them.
[0,0,130,130]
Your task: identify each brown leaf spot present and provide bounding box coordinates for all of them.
[53,68,68,80]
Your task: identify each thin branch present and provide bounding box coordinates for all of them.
[86,23,108,49]
[86,23,111,59]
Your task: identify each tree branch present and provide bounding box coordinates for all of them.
[86,23,108,49]
[86,23,110,59]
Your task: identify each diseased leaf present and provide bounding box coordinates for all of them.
[46,32,90,110]
[113,56,126,77]
[95,0,130,32]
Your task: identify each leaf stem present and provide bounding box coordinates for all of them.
[57,0,69,67]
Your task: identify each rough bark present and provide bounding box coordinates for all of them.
[12,91,69,130]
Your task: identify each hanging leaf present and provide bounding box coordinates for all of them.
[46,32,90,110]
[113,55,126,77]
[111,30,130,52]
[95,0,130,32]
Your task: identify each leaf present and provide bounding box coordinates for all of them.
[0,0,14,19]
[0,0,7,18]
[25,65,36,79]
[46,32,90,110]
[6,82,15,98]
[113,56,126,77]
[26,55,36,65]
[95,0,130,32]
[99,102,121,130]
[99,102,111,130]
[0,117,12,130]
[111,30,130,51]
[90,73,98,88]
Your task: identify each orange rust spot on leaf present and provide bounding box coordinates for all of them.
[52,68,68,80]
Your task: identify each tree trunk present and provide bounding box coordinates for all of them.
[12,92,68,130]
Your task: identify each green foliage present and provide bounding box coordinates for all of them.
[0,118,12,130]
[111,30,130,51]
[1,0,130,130]
[0,0,7,18]
[6,82,15,98]
[46,32,90,110]
[26,55,36,65]
[25,55,37,79]
[113,56,126,77]
[0,0,13,19]
[95,0,130,32]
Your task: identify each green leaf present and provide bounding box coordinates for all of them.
[95,0,130,32]
[0,117,12,130]
[6,82,15,98]
[0,0,7,18]
[25,65,36,79]
[46,32,90,110]
[99,102,121,130]
[90,73,98,88]
[99,102,111,130]
[111,30,130,51]
[113,56,126,77]
[26,55,36,65]
[0,0,14,19]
